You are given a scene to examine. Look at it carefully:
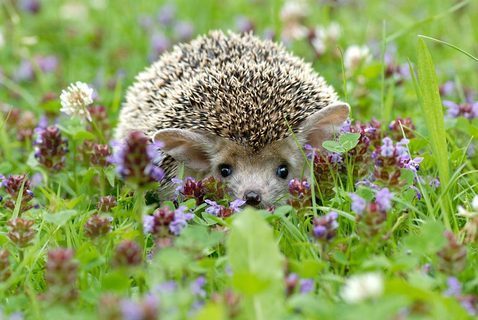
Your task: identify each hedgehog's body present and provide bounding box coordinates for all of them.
[116,31,349,206]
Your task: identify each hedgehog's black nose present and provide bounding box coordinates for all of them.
[244,191,261,206]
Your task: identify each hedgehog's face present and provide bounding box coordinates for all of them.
[154,102,349,207]
[205,138,305,207]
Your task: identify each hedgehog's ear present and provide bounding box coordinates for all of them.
[300,101,350,148]
[153,129,217,171]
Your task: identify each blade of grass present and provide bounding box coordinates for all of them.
[413,39,454,229]
[387,0,469,42]
[418,35,478,62]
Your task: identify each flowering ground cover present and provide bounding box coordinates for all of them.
[1,0,478,319]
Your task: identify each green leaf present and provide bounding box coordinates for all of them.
[338,132,361,151]
[104,167,116,187]
[402,221,446,256]
[194,302,226,320]
[386,279,470,319]
[153,247,192,273]
[101,270,130,293]
[43,210,78,226]
[175,225,224,252]
[72,130,96,141]
[322,140,345,153]
[415,38,452,226]
[323,133,360,154]
[227,209,285,320]
[273,205,293,217]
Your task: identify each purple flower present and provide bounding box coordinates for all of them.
[143,215,154,234]
[401,157,423,173]
[30,172,43,188]
[108,131,165,186]
[138,15,154,30]
[229,199,246,212]
[204,199,222,216]
[150,32,170,59]
[169,206,194,235]
[350,193,366,214]
[235,15,254,33]
[443,100,460,118]
[409,185,422,200]
[375,188,393,212]
[460,298,478,316]
[395,138,409,157]
[174,21,194,41]
[299,279,314,294]
[340,119,351,133]
[262,28,275,41]
[380,137,394,157]
[9,312,24,320]
[190,276,206,298]
[171,177,184,194]
[36,55,58,73]
[33,126,69,171]
[440,81,455,96]
[157,3,176,26]
[444,277,461,297]
[155,281,177,294]
[120,295,158,320]
[313,225,327,237]
[443,101,478,119]
[430,178,440,188]
[120,299,143,320]
[472,103,478,119]
[288,178,311,198]
[329,152,343,164]
[312,211,339,241]
[20,0,40,13]
[304,144,315,159]
[14,60,34,82]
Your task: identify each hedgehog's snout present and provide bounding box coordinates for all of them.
[243,190,262,206]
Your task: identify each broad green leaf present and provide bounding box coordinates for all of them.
[101,270,130,293]
[227,209,285,320]
[153,247,192,273]
[323,133,360,153]
[402,221,446,256]
[194,302,226,320]
[386,279,470,319]
[273,205,293,217]
[43,210,78,226]
[338,132,361,151]
[322,141,345,153]
[175,225,224,252]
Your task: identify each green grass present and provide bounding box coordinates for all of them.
[1,0,478,319]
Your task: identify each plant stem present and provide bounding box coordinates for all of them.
[134,189,145,250]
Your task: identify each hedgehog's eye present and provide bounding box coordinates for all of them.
[219,164,233,178]
[276,164,288,179]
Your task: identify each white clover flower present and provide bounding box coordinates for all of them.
[280,0,308,24]
[60,81,94,121]
[344,45,372,73]
[60,2,89,21]
[280,0,309,42]
[472,195,478,212]
[0,29,4,48]
[312,22,342,55]
[341,272,384,303]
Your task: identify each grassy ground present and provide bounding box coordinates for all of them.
[1,0,478,319]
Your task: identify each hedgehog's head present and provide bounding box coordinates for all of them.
[154,102,349,207]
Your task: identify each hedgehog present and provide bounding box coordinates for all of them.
[115,30,350,207]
